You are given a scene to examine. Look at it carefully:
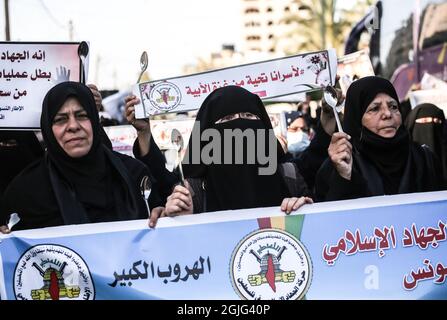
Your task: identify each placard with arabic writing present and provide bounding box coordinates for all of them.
[133,49,337,118]
[0,42,84,129]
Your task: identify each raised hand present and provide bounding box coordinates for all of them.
[53,66,71,84]
[328,132,353,180]
[124,94,150,132]
[163,182,193,217]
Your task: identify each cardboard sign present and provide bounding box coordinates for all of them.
[134,49,337,118]
[0,42,86,129]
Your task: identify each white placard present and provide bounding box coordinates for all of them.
[337,49,375,94]
[103,119,195,157]
[102,125,138,157]
[150,118,195,151]
[134,49,337,118]
[0,42,86,129]
[409,89,447,116]
[420,73,447,91]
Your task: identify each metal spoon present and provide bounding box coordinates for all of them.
[323,86,344,133]
[171,128,185,185]
[137,51,148,83]
[140,176,152,217]
[7,213,20,230]
[77,41,89,84]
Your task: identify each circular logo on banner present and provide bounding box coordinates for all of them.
[230,229,312,300]
[13,244,95,300]
[148,81,182,112]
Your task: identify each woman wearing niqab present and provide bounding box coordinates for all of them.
[405,103,447,181]
[170,86,311,214]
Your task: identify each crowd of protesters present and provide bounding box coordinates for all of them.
[0,74,446,232]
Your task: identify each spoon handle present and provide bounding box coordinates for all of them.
[137,72,143,84]
[80,57,86,84]
[333,108,344,133]
[178,161,185,185]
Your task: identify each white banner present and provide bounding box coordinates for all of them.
[420,73,447,91]
[103,125,138,157]
[103,119,196,157]
[150,118,195,151]
[2,191,447,300]
[133,49,337,118]
[0,42,86,129]
[409,89,447,116]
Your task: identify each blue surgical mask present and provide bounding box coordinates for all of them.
[287,131,310,154]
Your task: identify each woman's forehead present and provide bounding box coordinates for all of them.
[58,97,85,113]
[370,93,396,103]
[290,117,306,128]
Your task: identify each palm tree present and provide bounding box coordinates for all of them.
[278,0,374,55]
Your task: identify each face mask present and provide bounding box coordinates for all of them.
[287,131,310,154]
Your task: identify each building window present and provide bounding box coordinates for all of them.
[268,34,274,39]
[267,7,273,12]
[284,6,290,12]
[245,8,260,14]
[245,21,260,27]
[246,35,261,41]
[267,20,273,26]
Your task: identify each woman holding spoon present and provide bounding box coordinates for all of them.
[315,76,444,201]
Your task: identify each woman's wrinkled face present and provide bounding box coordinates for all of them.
[361,93,402,138]
[51,97,93,158]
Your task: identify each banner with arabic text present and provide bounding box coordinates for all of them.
[133,49,337,117]
[1,191,446,300]
[0,42,85,129]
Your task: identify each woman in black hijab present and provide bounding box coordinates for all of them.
[405,103,447,181]
[164,86,312,215]
[0,82,164,231]
[0,131,43,196]
[315,76,444,201]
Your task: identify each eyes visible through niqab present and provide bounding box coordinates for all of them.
[215,112,260,124]
[415,117,443,124]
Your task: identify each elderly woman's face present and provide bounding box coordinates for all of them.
[52,97,93,158]
[361,93,402,138]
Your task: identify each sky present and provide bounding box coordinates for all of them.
[0,0,243,90]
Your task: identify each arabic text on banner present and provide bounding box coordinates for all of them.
[0,42,84,129]
[133,49,337,118]
[1,191,446,300]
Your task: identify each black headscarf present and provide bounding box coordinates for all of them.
[40,81,141,224]
[405,103,447,178]
[343,76,410,194]
[183,86,290,212]
[285,111,304,127]
[0,131,43,195]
